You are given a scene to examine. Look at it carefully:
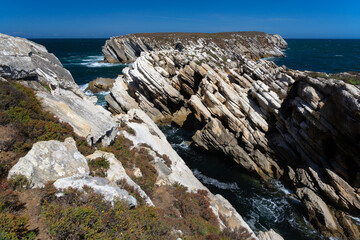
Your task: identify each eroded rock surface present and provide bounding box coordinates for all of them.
[0,33,84,97]
[115,109,258,239]
[0,33,118,146]
[86,77,115,93]
[54,175,137,207]
[8,138,89,188]
[104,33,360,239]
[102,32,287,63]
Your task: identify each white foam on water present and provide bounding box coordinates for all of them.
[80,62,120,68]
[348,215,360,226]
[171,140,189,150]
[271,180,294,195]
[79,83,89,92]
[193,169,240,191]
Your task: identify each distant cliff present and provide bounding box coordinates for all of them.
[102,32,287,63]
[104,32,360,240]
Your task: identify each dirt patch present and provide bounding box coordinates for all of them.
[18,189,49,240]
[152,185,181,218]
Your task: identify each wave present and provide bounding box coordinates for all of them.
[271,180,294,195]
[171,140,189,150]
[193,169,240,190]
[80,62,121,68]
[348,215,360,226]
[62,55,125,68]
[335,55,344,57]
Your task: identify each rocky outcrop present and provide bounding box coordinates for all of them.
[86,150,154,206]
[54,175,137,207]
[8,138,89,188]
[0,33,118,146]
[104,33,360,239]
[258,229,284,240]
[37,91,118,146]
[86,77,114,93]
[0,33,84,97]
[115,109,258,239]
[102,32,287,63]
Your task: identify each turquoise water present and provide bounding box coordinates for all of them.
[30,38,351,239]
[272,39,360,73]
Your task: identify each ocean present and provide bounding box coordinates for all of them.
[272,39,360,73]
[31,38,359,240]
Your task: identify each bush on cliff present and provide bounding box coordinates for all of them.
[0,81,94,179]
[0,183,36,240]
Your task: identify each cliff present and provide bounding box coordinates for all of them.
[102,32,287,63]
[0,33,281,239]
[104,33,360,239]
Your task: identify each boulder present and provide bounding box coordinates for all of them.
[54,175,137,207]
[8,138,89,188]
[86,77,115,93]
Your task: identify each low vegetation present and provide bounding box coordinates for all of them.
[100,135,158,198]
[0,183,36,239]
[88,157,110,178]
[308,71,360,85]
[0,80,250,239]
[0,81,94,180]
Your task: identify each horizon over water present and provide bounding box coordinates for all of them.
[273,39,360,73]
[31,38,358,240]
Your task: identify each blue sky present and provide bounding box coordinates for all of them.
[1,0,359,38]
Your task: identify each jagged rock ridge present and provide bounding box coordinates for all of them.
[104,32,360,239]
[102,32,287,63]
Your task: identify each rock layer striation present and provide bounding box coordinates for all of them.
[104,32,360,239]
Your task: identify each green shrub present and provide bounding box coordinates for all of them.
[88,157,110,178]
[8,175,31,191]
[0,81,94,179]
[0,183,36,239]
[100,135,158,197]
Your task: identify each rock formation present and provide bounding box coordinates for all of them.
[8,137,89,188]
[1,33,275,239]
[104,32,360,239]
[102,32,287,63]
[86,77,115,93]
[0,33,118,146]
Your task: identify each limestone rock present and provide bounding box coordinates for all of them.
[86,151,154,206]
[87,77,114,93]
[296,187,342,236]
[0,33,84,97]
[8,138,89,188]
[258,229,284,240]
[37,91,118,146]
[54,175,137,207]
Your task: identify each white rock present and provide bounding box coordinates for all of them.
[8,138,89,188]
[54,175,137,207]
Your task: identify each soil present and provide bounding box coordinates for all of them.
[18,189,49,240]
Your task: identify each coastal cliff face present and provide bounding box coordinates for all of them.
[104,32,360,239]
[0,33,118,146]
[0,33,275,239]
[102,32,287,64]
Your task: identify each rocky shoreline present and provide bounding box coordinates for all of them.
[103,32,360,239]
[0,33,288,239]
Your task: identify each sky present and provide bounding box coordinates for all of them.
[1,0,359,39]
